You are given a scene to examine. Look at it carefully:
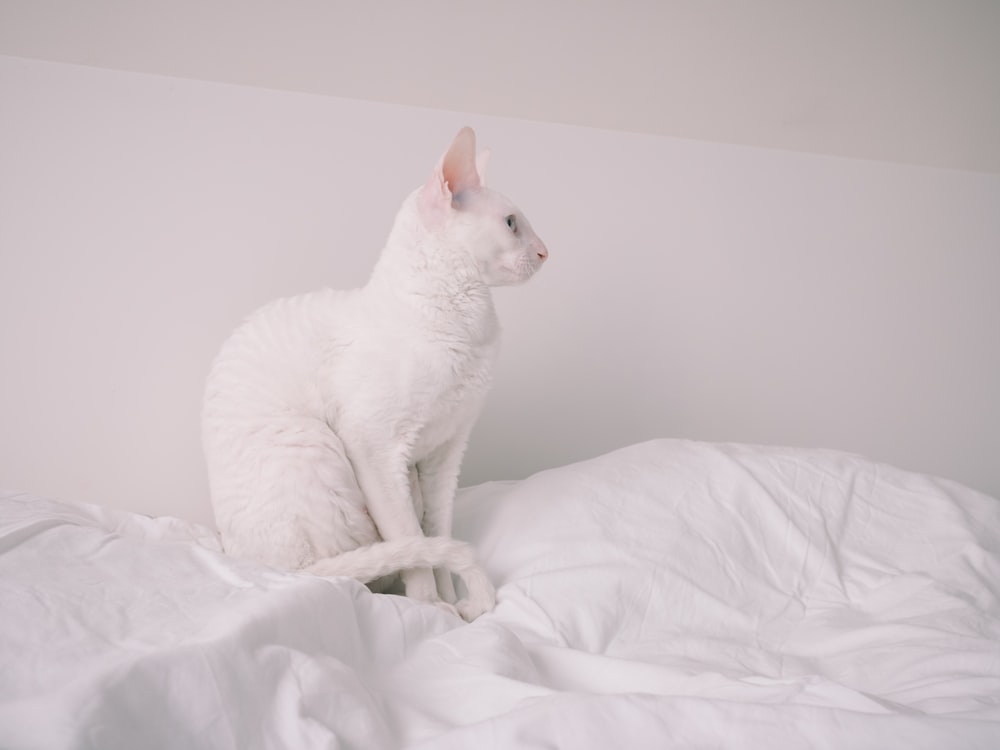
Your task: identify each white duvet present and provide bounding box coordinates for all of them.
[2,440,999,749]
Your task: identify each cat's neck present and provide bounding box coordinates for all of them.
[365,197,498,337]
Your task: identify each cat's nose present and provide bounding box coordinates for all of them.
[535,242,548,262]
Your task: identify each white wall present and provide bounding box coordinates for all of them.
[2,55,998,526]
[3,0,998,173]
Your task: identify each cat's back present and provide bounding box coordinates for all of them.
[203,288,358,418]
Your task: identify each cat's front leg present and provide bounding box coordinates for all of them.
[405,465,446,604]
[418,434,495,617]
[416,449,461,604]
[347,441,441,605]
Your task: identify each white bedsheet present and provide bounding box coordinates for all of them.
[2,440,999,749]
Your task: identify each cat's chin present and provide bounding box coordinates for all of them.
[490,270,536,287]
[489,259,543,286]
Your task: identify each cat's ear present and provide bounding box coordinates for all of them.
[418,127,483,230]
[441,126,482,194]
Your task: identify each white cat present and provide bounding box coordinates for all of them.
[202,128,547,621]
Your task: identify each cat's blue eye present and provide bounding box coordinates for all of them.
[505,214,517,233]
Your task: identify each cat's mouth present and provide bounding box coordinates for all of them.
[505,255,545,284]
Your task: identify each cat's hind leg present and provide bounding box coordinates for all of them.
[210,415,379,570]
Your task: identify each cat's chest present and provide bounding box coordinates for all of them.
[399,327,499,451]
[321,289,500,453]
[416,333,497,408]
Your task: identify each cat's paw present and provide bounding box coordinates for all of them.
[455,592,495,622]
[432,599,461,619]
[402,567,440,603]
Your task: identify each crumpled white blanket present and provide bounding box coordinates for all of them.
[2,440,999,749]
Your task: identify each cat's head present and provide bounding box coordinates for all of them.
[416,127,548,286]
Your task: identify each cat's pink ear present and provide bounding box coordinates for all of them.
[418,127,483,230]
[441,126,482,194]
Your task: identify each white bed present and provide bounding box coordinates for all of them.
[3,439,999,749]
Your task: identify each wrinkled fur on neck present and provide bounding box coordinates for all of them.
[376,192,494,312]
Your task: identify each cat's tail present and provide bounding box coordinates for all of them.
[304,536,495,618]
